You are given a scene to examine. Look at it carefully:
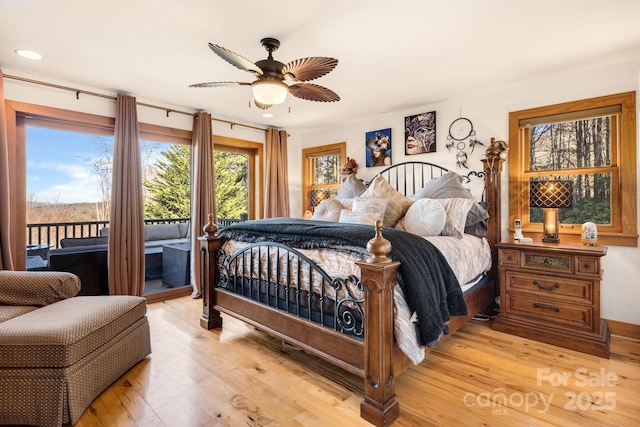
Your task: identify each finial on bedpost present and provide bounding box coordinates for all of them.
[202,213,218,238]
[366,220,392,263]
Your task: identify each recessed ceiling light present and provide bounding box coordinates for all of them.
[262,113,274,118]
[15,49,42,60]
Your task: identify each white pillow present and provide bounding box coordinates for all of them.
[436,198,474,238]
[351,197,390,221]
[336,174,367,198]
[311,198,344,222]
[336,198,354,211]
[401,198,447,237]
[338,210,380,225]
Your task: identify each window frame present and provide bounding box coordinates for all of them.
[301,142,346,212]
[213,135,264,220]
[508,91,637,246]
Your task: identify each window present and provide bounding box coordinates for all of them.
[20,108,116,250]
[302,142,346,212]
[214,135,263,220]
[138,128,192,222]
[508,92,637,246]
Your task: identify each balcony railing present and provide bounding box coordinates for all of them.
[27,215,246,250]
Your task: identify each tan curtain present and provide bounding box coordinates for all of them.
[190,112,216,298]
[0,69,14,270]
[264,128,290,218]
[0,69,13,270]
[108,94,145,295]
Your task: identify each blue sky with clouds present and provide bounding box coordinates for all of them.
[27,126,114,204]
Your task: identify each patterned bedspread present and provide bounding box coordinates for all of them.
[220,218,491,364]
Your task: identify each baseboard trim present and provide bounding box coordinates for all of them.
[604,318,640,341]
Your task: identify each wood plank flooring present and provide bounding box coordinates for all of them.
[74,296,640,426]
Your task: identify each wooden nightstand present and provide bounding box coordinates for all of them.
[492,240,610,358]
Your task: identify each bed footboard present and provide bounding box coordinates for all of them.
[199,218,401,427]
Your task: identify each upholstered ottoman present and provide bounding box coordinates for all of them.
[0,290,151,426]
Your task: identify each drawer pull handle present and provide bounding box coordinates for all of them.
[533,303,560,312]
[584,263,590,269]
[507,256,513,261]
[533,281,559,291]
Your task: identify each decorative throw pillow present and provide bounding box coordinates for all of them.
[352,197,390,222]
[361,175,413,226]
[410,171,489,234]
[401,198,447,237]
[311,198,344,222]
[436,198,474,238]
[336,198,354,211]
[0,271,81,307]
[336,174,367,199]
[338,210,380,225]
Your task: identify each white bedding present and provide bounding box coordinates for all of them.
[222,232,491,365]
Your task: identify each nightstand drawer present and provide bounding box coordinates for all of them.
[577,256,600,276]
[504,271,592,303]
[503,293,594,330]
[498,249,519,266]
[523,252,572,273]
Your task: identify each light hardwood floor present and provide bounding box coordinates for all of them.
[74,296,640,427]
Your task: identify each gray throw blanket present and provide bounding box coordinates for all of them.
[219,218,468,346]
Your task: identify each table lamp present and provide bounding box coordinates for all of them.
[309,189,329,211]
[529,180,573,243]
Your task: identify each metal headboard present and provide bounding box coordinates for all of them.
[370,161,486,200]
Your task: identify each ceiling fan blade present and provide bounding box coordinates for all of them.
[283,57,338,81]
[288,84,340,102]
[189,82,251,88]
[254,100,272,110]
[208,43,262,75]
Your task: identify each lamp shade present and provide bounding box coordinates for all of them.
[252,80,288,105]
[309,189,329,207]
[530,180,573,208]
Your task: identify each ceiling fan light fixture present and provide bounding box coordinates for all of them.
[252,80,288,105]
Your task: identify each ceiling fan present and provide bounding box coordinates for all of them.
[190,37,340,109]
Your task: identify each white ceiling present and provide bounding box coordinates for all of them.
[2,0,640,132]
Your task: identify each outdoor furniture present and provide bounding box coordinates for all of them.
[144,246,163,280]
[26,256,48,270]
[26,243,52,259]
[162,242,190,288]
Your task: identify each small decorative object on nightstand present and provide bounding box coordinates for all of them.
[582,221,598,245]
[492,240,610,358]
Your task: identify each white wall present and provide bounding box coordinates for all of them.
[289,58,640,326]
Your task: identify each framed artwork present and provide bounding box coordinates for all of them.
[405,111,436,155]
[365,128,392,167]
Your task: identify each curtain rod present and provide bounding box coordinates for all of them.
[3,73,268,133]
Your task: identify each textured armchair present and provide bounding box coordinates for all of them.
[0,270,151,426]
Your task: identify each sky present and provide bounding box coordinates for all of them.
[26,126,166,204]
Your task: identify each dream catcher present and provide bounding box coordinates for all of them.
[446,116,484,168]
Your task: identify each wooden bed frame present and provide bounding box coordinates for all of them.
[199,157,504,426]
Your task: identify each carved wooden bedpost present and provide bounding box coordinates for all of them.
[482,154,505,281]
[198,214,223,330]
[356,220,401,427]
